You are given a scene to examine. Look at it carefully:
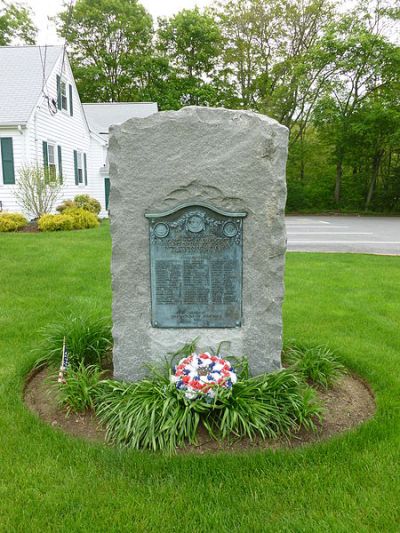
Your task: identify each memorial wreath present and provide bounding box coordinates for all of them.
[171,352,237,400]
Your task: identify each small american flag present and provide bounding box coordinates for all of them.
[57,337,69,384]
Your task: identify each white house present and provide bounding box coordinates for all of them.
[82,101,158,210]
[0,45,157,217]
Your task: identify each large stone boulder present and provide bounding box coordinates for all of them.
[109,106,288,381]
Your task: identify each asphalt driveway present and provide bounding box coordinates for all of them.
[286,216,400,255]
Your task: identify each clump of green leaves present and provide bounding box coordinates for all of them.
[57,194,101,216]
[95,375,199,453]
[203,370,321,441]
[35,312,112,370]
[58,363,104,413]
[283,344,346,389]
[0,212,28,232]
[93,366,321,453]
[42,333,332,452]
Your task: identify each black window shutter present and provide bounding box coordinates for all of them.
[1,138,15,184]
[42,141,48,168]
[73,150,79,185]
[56,75,61,110]
[69,84,73,116]
[42,141,49,180]
[83,153,88,185]
[57,145,63,183]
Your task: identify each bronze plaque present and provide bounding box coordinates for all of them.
[145,202,247,328]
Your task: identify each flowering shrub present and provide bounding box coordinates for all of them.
[74,194,101,215]
[0,212,27,232]
[56,199,75,213]
[57,194,101,215]
[38,213,74,231]
[39,208,99,231]
[64,207,99,229]
[171,352,237,399]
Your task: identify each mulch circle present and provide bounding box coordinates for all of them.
[24,367,376,454]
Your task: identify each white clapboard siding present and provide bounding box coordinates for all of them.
[88,134,109,213]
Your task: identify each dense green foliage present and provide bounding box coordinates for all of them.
[0,0,36,45]
[38,213,75,231]
[58,363,105,413]
[63,208,100,229]
[73,194,101,215]
[156,7,223,108]
[38,208,99,231]
[1,224,400,529]
[57,0,154,102]
[283,343,346,388]
[94,368,321,452]
[35,311,112,369]
[57,195,102,215]
[53,336,322,452]
[0,212,27,232]
[49,330,324,452]
[57,0,400,212]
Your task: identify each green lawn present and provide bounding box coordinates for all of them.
[1,222,400,532]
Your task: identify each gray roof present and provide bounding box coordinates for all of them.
[83,102,158,136]
[0,45,63,125]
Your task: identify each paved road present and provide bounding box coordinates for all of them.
[286,216,400,255]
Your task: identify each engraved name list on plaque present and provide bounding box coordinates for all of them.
[145,202,247,328]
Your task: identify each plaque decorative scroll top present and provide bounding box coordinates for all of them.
[145,202,247,329]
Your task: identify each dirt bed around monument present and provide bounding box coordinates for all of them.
[24,367,376,454]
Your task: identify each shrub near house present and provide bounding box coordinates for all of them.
[57,194,101,215]
[0,212,28,232]
[38,195,100,231]
[38,214,74,232]
[62,208,99,229]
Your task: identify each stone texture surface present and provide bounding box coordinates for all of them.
[109,106,288,381]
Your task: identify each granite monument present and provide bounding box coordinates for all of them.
[109,106,288,381]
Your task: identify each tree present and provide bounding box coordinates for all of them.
[214,0,340,189]
[313,1,400,204]
[157,8,223,107]
[0,0,36,45]
[215,0,335,132]
[57,0,154,102]
[15,166,63,219]
[53,0,400,212]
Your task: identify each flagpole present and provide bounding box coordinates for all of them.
[58,336,66,383]
[61,336,66,369]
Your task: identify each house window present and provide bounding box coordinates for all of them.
[77,151,83,183]
[43,141,61,181]
[47,144,57,179]
[60,80,68,111]
[57,75,71,114]
[74,150,87,186]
